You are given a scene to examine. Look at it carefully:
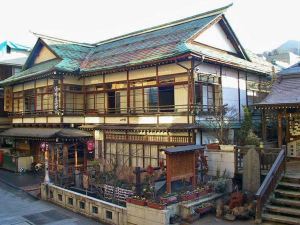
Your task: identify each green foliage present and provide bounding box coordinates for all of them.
[244,130,260,146]
[237,107,260,146]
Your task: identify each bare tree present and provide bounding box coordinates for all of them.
[206,104,239,144]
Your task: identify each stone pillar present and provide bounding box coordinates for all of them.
[243,147,260,193]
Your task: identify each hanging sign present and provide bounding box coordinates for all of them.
[40,142,49,152]
[53,79,59,114]
[87,140,95,152]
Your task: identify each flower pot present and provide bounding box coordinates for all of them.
[127,198,146,206]
[206,143,220,150]
[219,144,235,151]
[147,201,166,210]
[160,195,177,205]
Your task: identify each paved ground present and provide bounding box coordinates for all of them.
[0,181,101,225]
[0,169,42,188]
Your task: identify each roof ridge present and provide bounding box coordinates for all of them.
[31,32,95,48]
[94,3,232,46]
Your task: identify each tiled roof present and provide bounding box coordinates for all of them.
[0,4,274,85]
[37,36,93,72]
[277,62,300,76]
[82,14,219,71]
[0,41,30,52]
[2,59,61,84]
[257,63,300,107]
[257,74,300,106]
[187,43,274,74]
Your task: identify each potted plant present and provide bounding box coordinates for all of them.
[127,196,147,206]
[196,188,209,197]
[180,191,198,201]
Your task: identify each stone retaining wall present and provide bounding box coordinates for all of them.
[127,202,172,225]
[41,183,127,225]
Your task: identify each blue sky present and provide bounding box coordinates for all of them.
[1,0,299,53]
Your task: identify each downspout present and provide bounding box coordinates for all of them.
[176,55,205,144]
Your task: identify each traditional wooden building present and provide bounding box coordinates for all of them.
[0,5,273,171]
[256,62,300,157]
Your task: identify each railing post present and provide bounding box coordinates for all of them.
[282,145,287,173]
[255,198,262,224]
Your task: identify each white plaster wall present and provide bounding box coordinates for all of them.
[222,67,239,114]
[201,131,218,144]
[204,150,235,178]
[193,62,220,79]
[239,71,247,119]
[194,22,237,53]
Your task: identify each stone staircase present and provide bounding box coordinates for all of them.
[262,175,300,224]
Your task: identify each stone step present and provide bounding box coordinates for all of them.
[262,213,300,225]
[283,175,300,184]
[278,182,300,189]
[262,223,291,225]
[265,204,300,217]
[275,189,300,198]
[271,197,300,208]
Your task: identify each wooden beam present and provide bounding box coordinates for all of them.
[166,154,171,193]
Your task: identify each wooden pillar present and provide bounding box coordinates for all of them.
[278,112,283,147]
[51,144,55,171]
[83,144,87,172]
[74,144,78,168]
[192,152,196,187]
[285,112,290,144]
[134,167,142,196]
[262,109,267,142]
[166,154,171,193]
[63,144,68,176]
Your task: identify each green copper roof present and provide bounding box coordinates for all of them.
[0,4,274,86]
[2,59,60,84]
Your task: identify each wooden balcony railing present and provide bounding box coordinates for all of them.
[255,146,286,223]
[8,104,221,117]
[235,147,281,174]
[106,133,190,145]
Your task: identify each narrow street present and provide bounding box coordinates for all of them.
[0,181,101,225]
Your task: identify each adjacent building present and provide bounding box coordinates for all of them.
[0,41,30,130]
[0,5,274,173]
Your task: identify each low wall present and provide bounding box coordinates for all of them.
[205,150,236,178]
[127,202,172,225]
[41,183,127,225]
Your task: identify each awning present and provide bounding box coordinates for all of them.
[78,124,98,130]
[162,145,204,154]
[0,128,92,140]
